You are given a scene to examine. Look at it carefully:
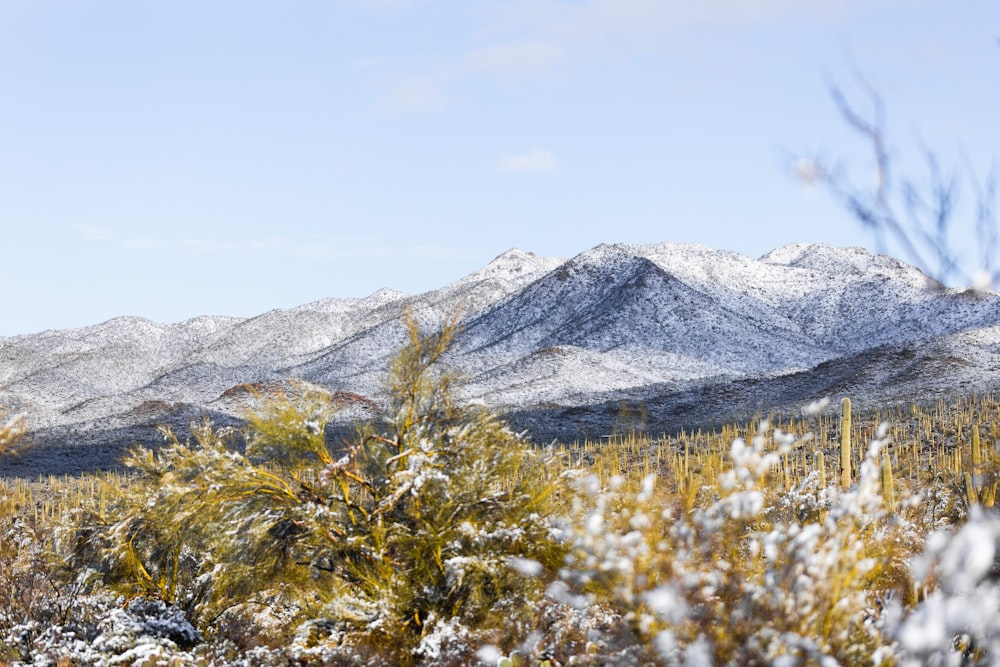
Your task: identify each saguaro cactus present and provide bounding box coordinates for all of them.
[815,450,826,488]
[840,397,852,489]
[881,452,895,513]
[964,471,980,506]
[982,481,997,509]
[972,424,983,474]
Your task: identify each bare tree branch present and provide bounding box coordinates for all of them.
[797,70,999,291]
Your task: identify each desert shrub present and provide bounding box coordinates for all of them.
[0,410,26,458]
[3,592,205,667]
[71,314,569,665]
[549,424,920,666]
[0,503,54,662]
[892,507,1000,666]
[0,494,106,664]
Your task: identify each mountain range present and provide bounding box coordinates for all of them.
[3,242,999,475]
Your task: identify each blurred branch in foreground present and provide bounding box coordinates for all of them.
[795,70,999,292]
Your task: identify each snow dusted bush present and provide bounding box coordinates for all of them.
[550,424,919,665]
[3,593,201,666]
[69,313,567,666]
[892,508,1000,666]
[0,492,203,667]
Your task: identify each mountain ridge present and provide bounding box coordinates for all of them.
[2,241,999,475]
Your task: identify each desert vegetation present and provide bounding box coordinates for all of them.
[3,317,1000,666]
[0,412,25,458]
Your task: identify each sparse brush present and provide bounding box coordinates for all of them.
[8,337,1000,664]
[0,411,27,458]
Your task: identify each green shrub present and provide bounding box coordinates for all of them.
[75,314,568,664]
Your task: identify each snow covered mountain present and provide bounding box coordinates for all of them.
[2,242,999,475]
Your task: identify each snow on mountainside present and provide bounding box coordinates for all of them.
[2,242,999,475]
[453,244,826,380]
[634,242,995,352]
[288,249,565,393]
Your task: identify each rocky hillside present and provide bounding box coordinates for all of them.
[2,243,999,474]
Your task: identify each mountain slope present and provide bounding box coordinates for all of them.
[2,241,999,475]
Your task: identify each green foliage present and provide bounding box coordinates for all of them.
[75,313,568,664]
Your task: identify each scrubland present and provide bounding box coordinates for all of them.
[3,319,1000,666]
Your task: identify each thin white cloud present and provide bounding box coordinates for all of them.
[70,223,118,241]
[378,40,564,113]
[371,0,910,113]
[494,0,857,41]
[352,56,385,70]
[292,242,349,259]
[349,0,418,9]
[178,238,242,254]
[495,147,558,173]
[290,241,474,261]
[407,244,478,260]
[384,74,452,113]
[121,237,166,250]
[70,225,473,262]
[465,41,564,78]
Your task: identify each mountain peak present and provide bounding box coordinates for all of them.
[456,248,565,287]
[761,243,938,287]
[366,287,408,304]
[761,243,879,267]
[493,247,538,261]
[489,247,564,269]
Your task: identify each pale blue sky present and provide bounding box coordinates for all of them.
[1,1,997,335]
